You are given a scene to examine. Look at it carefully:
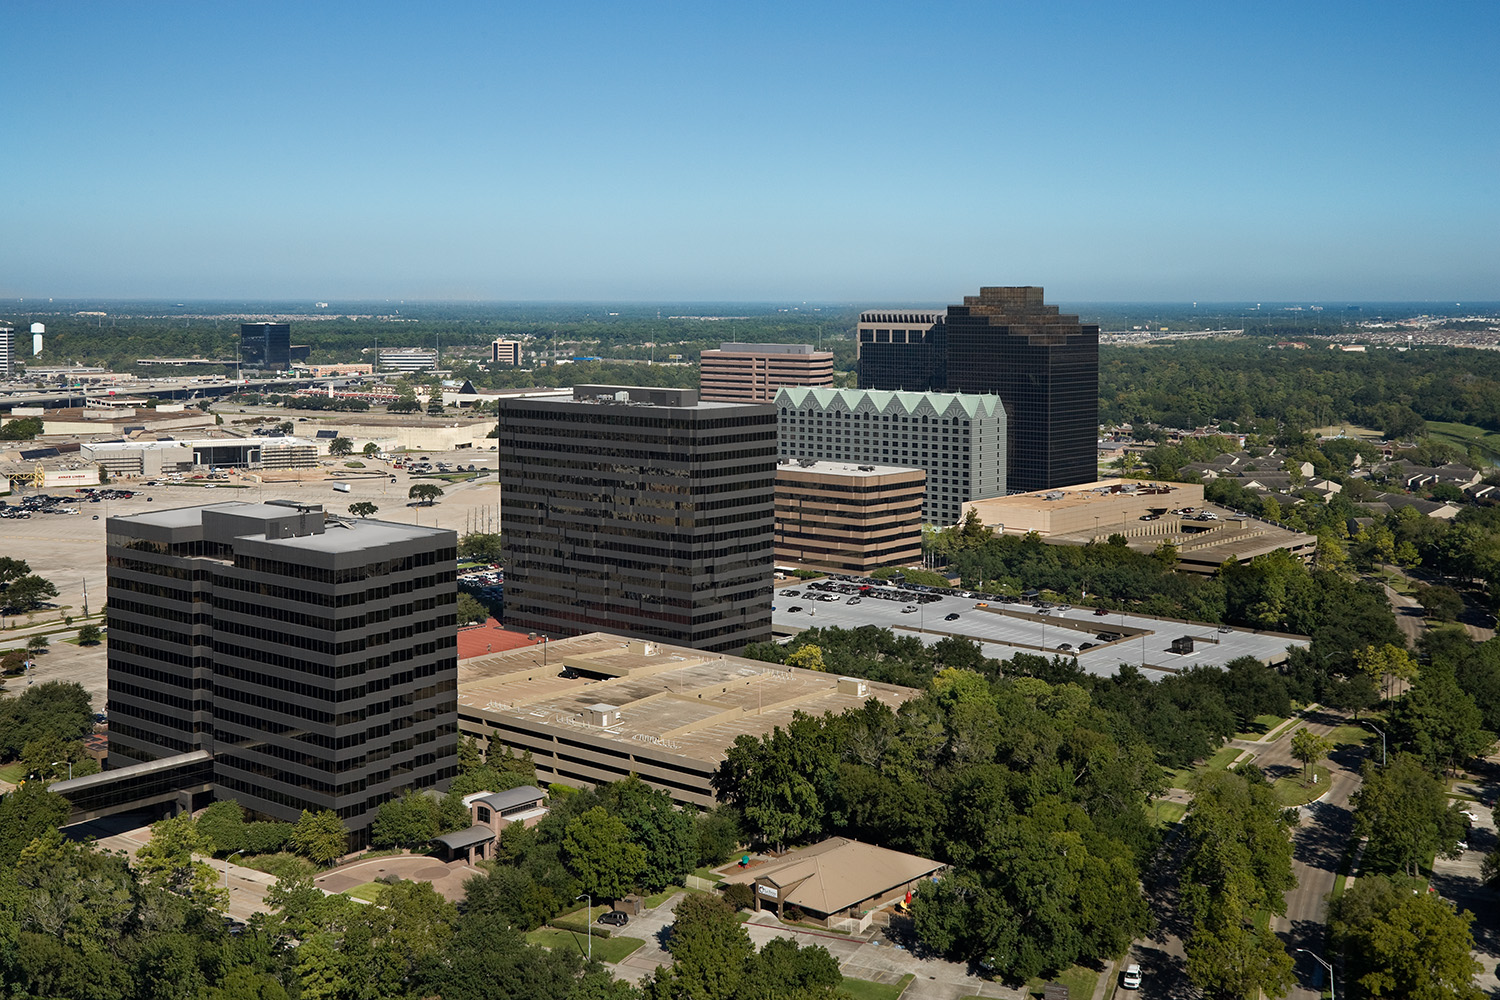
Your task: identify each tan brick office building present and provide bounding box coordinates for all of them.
[700,343,834,402]
[775,460,925,573]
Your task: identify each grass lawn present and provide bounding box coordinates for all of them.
[1427,420,1500,463]
[0,762,27,783]
[1264,716,1304,742]
[238,852,316,880]
[550,906,617,936]
[1325,723,1375,748]
[1274,765,1331,808]
[1148,799,1188,828]
[1026,966,1099,999]
[1168,744,1245,789]
[1235,714,1287,740]
[839,973,914,1000]
[643,886,705,907]
[1330,871,1349,908]
[526,928,645,964]
[692,865,727,881]
[344,882,383,903]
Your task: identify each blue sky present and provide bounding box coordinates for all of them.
[4,1,1497,303]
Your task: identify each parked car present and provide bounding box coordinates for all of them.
[787,606,804,614]
[846,596,861,605]
[597,910,629,926]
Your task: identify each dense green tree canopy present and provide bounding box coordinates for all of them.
[1330,875,1484,999]
[1352,754,1468,877]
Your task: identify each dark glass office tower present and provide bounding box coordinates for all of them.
[497,385,777,652]
[943,287,1099,493]
[106,501,459,841]
[854,311,946,392]
[240,322,292,369]
[858,287,1098,493]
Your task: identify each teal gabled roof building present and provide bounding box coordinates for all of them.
[775,387,1006,525]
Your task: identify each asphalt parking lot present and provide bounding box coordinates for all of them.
[0,452,505,711]
[773,580,1306,677]
[1431,787,1500,994]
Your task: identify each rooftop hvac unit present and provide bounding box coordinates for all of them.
[584,704,621,727]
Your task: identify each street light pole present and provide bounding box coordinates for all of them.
[225,850,244,897]
[1365,722,1388,767]
[575,893,592,963]
[50,760,72,780]
[1296,947,1334,1000]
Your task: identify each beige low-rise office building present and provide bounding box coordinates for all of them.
[964,479,1204,537]
[963,478,1316,574]
[456,633,920,809]
[719,837,944,932]
[700,343,834,402]
[775,460,925,573]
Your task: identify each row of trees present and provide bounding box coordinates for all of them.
[0,557,59,614]
[750,627,1290,772]
[1179,766,1297,999]
[1099,338,1500,440]
[0,681,96,779]
[715,665,1166,981]
[0,780,632,1000]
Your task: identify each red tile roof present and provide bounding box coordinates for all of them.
[457,619,545,660]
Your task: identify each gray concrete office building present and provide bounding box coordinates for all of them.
[106,501,459,841]
[496,385,777,652]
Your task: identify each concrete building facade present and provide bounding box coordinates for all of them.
[775,387,1006,525]
[81,437,320,475]
[106,501,460,841]
[775,460,925,573]
[457,633,920,808]
[496,385,777,653]
[491,340,523,367]
[0,327,14,379]
[379,348,439,373]
[699,343,834,402]
[858,287,1099,493]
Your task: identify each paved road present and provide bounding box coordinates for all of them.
[1381,581,1427,648]
[1265,710,1365,1000]
[1116,711,1367,1000]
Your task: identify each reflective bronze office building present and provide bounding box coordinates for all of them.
[858,287,1099,493]
[496,385,777,652]
[106,501,459,841]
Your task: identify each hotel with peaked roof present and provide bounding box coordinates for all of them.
[775,386,1006,524]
